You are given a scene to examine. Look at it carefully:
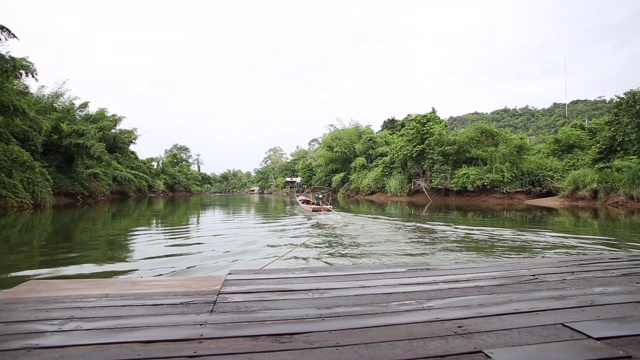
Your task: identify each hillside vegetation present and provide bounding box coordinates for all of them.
[446,98,614,137]
[1,24,639,209]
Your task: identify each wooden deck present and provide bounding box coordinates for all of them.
[0,253,639,359]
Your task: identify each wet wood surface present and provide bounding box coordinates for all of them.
[0,254,639,359]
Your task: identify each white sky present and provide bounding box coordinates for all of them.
[5,0,640,174]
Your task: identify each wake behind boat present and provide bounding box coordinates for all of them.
[296,187,334,212]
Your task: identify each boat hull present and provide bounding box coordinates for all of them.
[298,204,333,212]
[296,194,333,212]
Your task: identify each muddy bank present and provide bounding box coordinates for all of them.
[50,189,639,209]
[523,194,640,209]
[348,190,640,209]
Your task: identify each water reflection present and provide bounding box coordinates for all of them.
[0,194,638,290]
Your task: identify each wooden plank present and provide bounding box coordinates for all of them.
[565,316,640,339]
[1,294,638,350]
[7,282,624,327]
[0,324,585,358]
[225,256,640,285]
[216,269,640,303]
[229,262,432,277]
[185,325,586,360]
[0,288,218,305]
[0,347,492,360]
[218,275,538,302]
[601,336,640,358]
[0,293,216,311]
[2,304,636,358]
[227,254,640,277]
[216,286,640,324]
[213,275,640,312]
[484,339,629,360]
[0,313,212,336]
[0,255,638,358]
[218,268,640,302]
[0,303,213,323]
[536,268,640,282]
[219,263,640,294]
[0,276,224,299]
[226,255,640,281]
[3,298,638,338]
[426,355,490,360]
[220,269,640,302]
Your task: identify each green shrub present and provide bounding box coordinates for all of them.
[0,143,52,208]
[561,168,600,198]
[611,159,640,198]
[451,166,486,191]
[520,154,563,192]
[385,173,410,196]
[562,160,640,199]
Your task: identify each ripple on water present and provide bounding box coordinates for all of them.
[2,195,637,289]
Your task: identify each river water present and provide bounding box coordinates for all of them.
[1,194,639,290]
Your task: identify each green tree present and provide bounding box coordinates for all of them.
[389,112,453,185]
[312,121,376,189]
[447,99,614,137]
[378,117,405,134]
[592,88,640,163]
[216,169,252,193]
[0,24,51,207]
[289,147,315,186]
[158,144,202,192]
[32,85,153,196]
[543,123,593,172]
[451,123,530,191]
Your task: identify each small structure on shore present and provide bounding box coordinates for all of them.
[284,177,302,194]
[284,177,301,188]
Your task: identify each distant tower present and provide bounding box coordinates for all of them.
[564,58,569,121]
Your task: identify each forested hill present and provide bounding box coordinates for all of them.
[446,98,614,136]
[2,22,638,209]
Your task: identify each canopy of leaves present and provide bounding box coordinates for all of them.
[2,23,638,207]
[592,88,640,164]
[248,89,638,199]
[447,99,614,137]
[0,25,210,208]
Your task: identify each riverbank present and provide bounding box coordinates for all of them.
[48,189,639,209]
[349,190,640,209]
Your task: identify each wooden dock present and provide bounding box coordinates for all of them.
[1,253,639,359]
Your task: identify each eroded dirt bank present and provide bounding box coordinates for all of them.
[348,191,640,209]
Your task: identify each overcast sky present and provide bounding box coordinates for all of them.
[5,0,640,173]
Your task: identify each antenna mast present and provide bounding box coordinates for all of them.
[564,58,568,120]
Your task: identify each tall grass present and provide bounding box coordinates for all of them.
[344,168,384,194]
[385,174,410,196]
[614,160,640,198]
[561,161,640,199]
[561,168,600,198]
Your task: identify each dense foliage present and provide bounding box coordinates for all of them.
[253,91,639,201]
[0,25,216,208]
[447,98,615,137]
[1,24,638,208]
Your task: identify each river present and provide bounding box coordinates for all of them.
[1,194,639,290]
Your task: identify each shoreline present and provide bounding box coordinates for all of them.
[48,190,639,209]
[349,190,640,209]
